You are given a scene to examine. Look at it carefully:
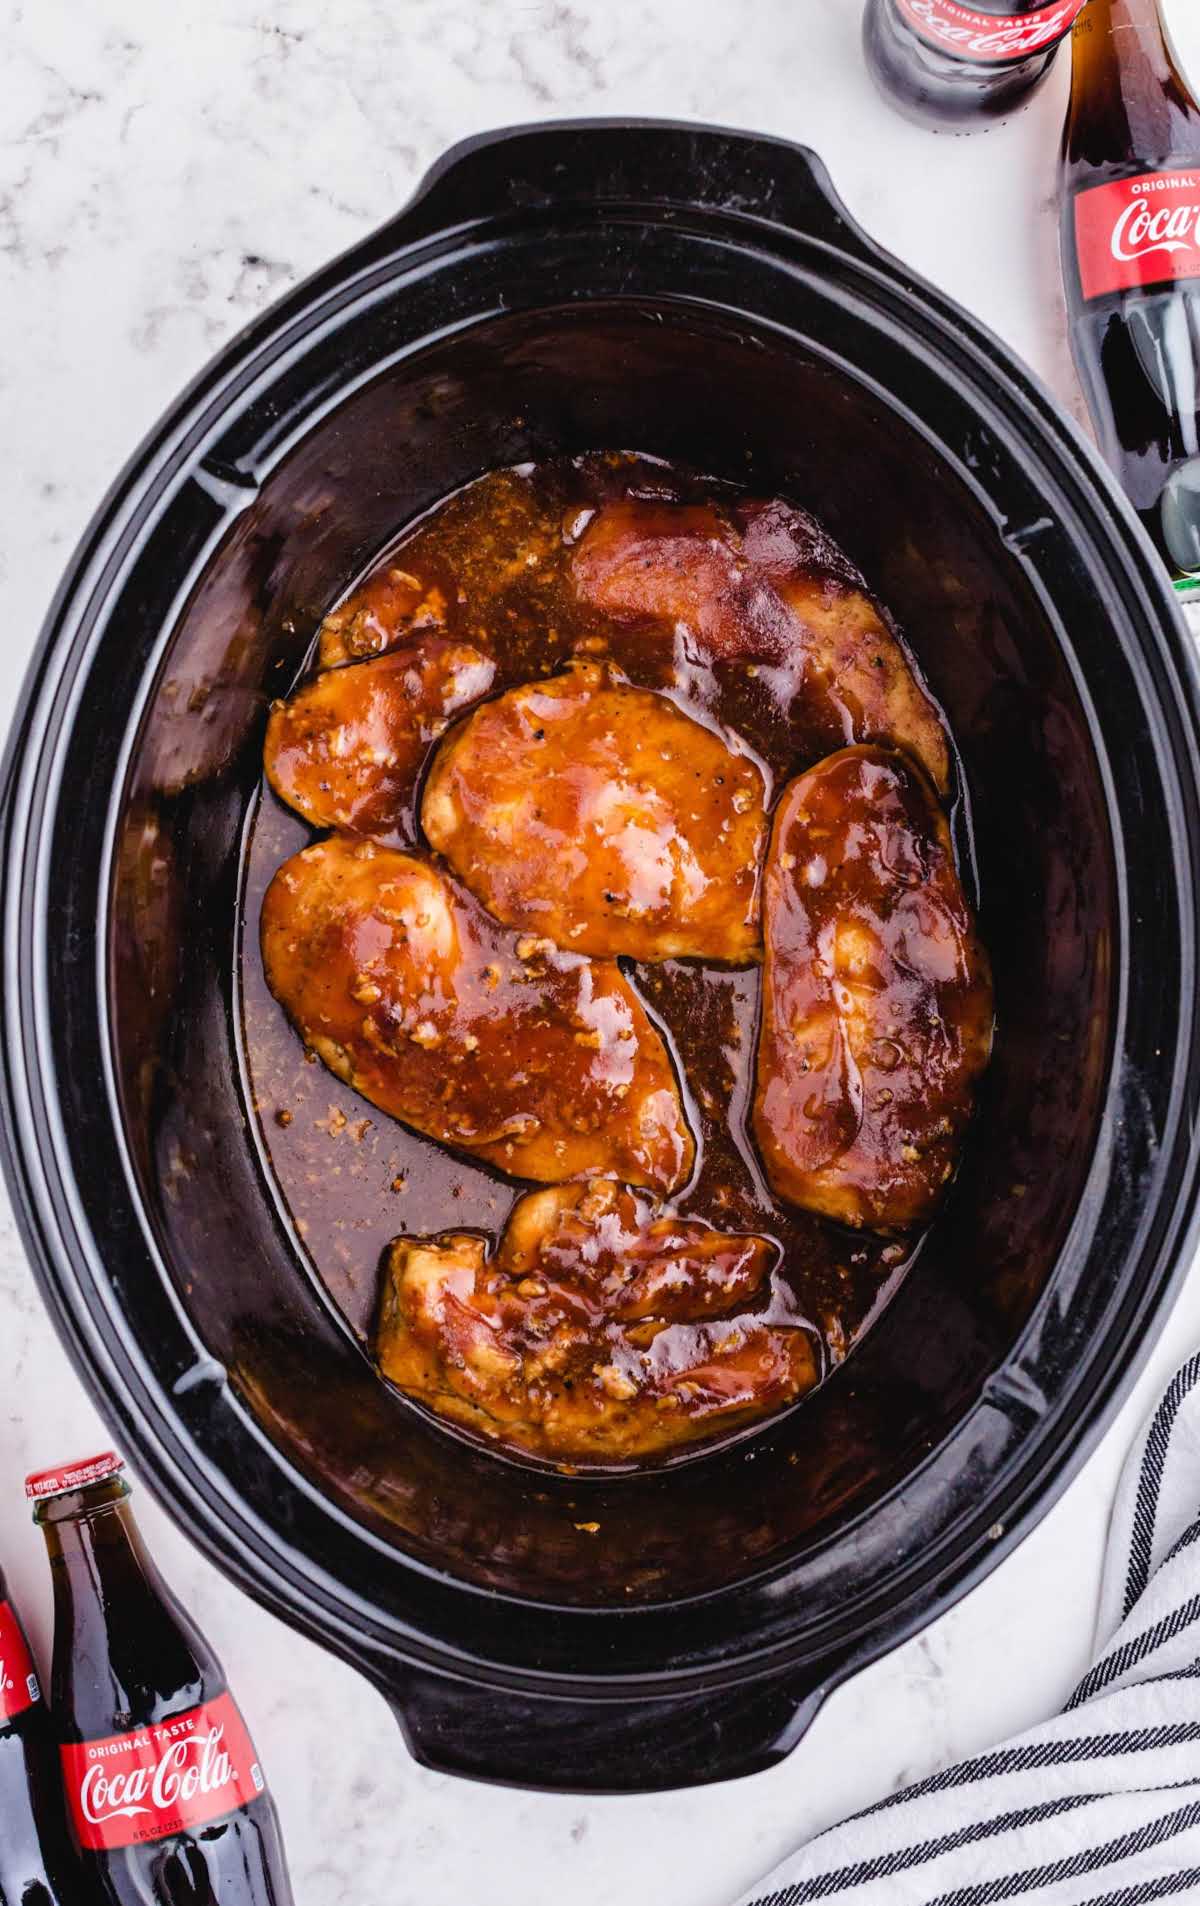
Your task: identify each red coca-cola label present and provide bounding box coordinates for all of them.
[0,1601,40,1721]
[1074,170,1200,300]
[61,1691,266,1850]
[895,0,1085,61]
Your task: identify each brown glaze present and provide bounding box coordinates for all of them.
[753,745,993,1231]
[260,834,694,1192]
[375,1179,816,1461]
[316,469,559,672]
[421,659,766,963]
[572,498,951,793]
[264,640,495,838]
[501,1181,776,1320]
[317,565,448,668]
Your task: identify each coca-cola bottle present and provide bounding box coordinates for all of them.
[0,1560,75,1906]
[1060,0,1200,583]
[27,1452,295,1905]
[863,0,1088,129]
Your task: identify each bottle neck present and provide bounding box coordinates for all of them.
[41,1483,158,1624]
[38,1479,218,1740]
[1064,0,1199,174]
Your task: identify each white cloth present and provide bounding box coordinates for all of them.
[739,1353,1200,1906]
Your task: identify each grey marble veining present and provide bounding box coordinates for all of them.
[3,2,1200,1901]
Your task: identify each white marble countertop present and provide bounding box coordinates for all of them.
[4,2,1200,1901]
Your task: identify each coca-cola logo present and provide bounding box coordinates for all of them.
[896,0,1084,62]
[79,1722,236,1827]
[62,1692,267,1850]
[1111,189,1200,264]
[1075,171,1200,302]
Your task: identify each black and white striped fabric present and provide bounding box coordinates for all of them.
[739,1354,1200,1906]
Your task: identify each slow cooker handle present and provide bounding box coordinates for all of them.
[380,1660,834,1791]
[366,119,885,267]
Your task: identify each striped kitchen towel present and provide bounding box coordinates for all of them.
[740,1353,1200,1906]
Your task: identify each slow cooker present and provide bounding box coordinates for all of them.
[4,120,1200,1792]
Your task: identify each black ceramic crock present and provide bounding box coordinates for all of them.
[4,120,1200,1794]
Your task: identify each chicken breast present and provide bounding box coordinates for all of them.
[421,661,767,964]
[572,498,950,794]
[317,565,448,669]
[376,1179,815,1462]
[753,746,992,1231]
[500,1180,775,1321]
[264,640,495,837]
[261,837,694,1191]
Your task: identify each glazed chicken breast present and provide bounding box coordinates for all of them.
[571,498,950,794]
[376,1179,816,1461]
[264,640,495,837]
[752,745,992,1231]
[317,564,448,669]
[421,660,767,964]
[501,1180,775,1320]
[261,836,694,1191]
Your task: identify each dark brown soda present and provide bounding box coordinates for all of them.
[1060,0,1200,580]
[0,1562,76,1906]
[863,0,1080,130]
[35,1472,293,1906]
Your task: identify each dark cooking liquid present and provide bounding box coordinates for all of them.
[239,454,928,1447]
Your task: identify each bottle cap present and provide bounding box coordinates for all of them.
[24,1452,125,1501]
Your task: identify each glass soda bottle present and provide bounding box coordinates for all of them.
[863,0,1088,129]
[0,1558,75,1906]
[27,1452,295,1905]
[1060,0,1200,584]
